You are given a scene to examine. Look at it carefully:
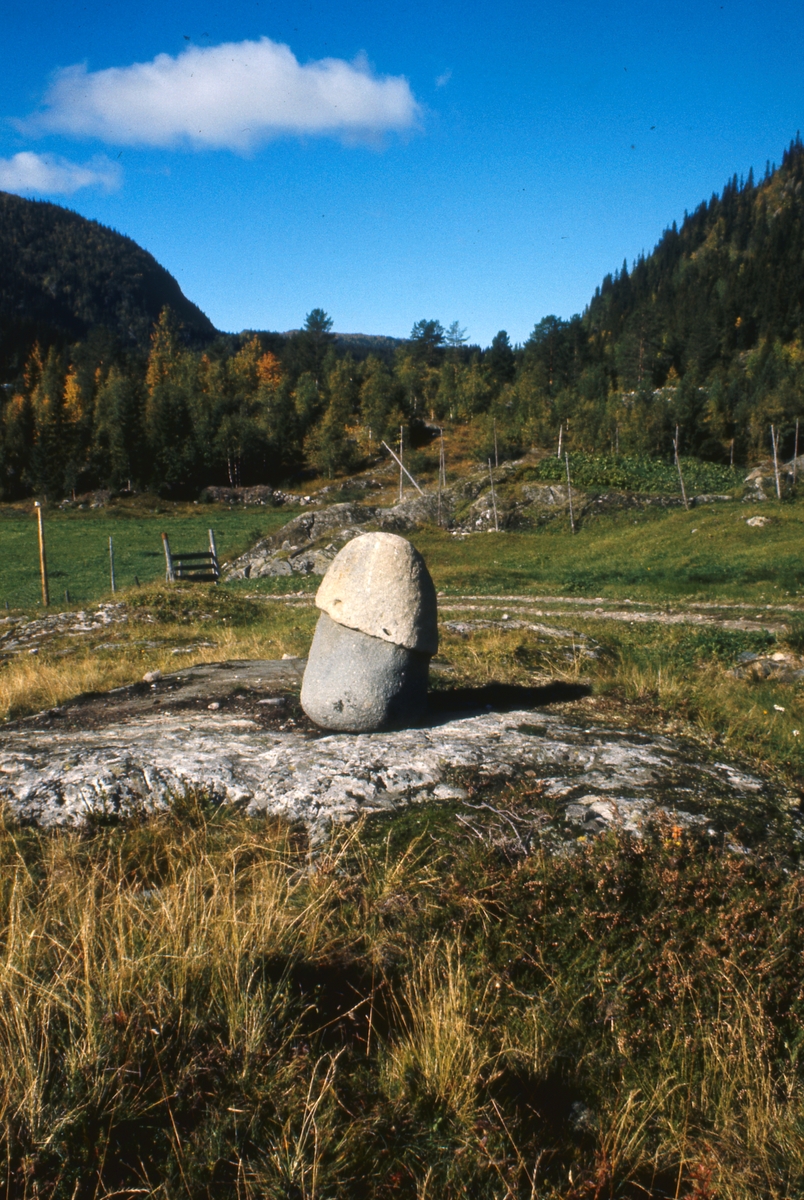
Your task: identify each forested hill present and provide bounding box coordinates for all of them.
[0,192,216,375]
[580,135,804,387]
[2,139,804,501]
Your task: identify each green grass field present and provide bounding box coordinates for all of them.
[0,501,301,609]
[3,493,803,612]
[226,496,804,606]
[412,499,804,602]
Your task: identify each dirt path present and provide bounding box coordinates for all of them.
[253,592,794,635]
[0,588,793,663]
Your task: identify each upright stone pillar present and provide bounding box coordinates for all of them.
[300,532,438,732]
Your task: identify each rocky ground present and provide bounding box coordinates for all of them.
[0,602,221,662]
[2,464,801,847]
[221,460,790,581]
[257,589,794,638]
[224,496,440,579]
[0,602,131,661]
[0,657,793,851]
[223,485,747,580]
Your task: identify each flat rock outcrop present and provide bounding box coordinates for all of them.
[0,659,779,849]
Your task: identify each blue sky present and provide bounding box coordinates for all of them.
[2,1,803,346]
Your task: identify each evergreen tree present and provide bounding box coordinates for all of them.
[485,331,516,387]
[409,319,445,365]
[359,356,399,449]
[30,346,67,497]
[145,308,199,492]
[92,368,144,488]
[3,391,35,498]
[305,358,358,477]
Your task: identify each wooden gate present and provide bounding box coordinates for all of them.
[162,530,220,583]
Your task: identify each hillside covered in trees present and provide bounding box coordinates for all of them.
[2,138,804,500]
[0,191,215,379]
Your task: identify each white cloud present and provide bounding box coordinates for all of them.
[435,69,452,88]
[25,38,420,151]
[0,151,121,195]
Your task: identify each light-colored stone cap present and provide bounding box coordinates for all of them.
[315,532,438,654]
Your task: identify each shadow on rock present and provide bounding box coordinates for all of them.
[427,680,591,721]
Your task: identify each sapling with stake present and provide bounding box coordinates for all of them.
[488,459,499,531]
[437,428,444,526]
[382,441,424,494]
[794,419,799,486]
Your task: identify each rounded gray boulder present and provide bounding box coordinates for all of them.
[300,613,430,732]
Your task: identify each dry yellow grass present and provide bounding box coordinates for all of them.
[0,597,317,721]
[0,804,802,1197]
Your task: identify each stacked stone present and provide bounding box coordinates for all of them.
[300,532,438,732]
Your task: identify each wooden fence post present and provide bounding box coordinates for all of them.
[771,424,782,499]
[437,438,442,528]
[673,426,689,511]
[565,452,575,534]
[208,529,219,582]
[34,502,49,607]
[162,532,176,583]
[794,419,800,485]
[488,459,499,532]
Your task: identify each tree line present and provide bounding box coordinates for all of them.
[3,138,804,500]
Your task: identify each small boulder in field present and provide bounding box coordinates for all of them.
[301,532,438,732]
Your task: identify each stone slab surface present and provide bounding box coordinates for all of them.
[0,660,772,845]
[316,532,439,653]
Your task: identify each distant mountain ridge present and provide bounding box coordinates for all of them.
[304,330,406,363]
[0,191,216,375]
